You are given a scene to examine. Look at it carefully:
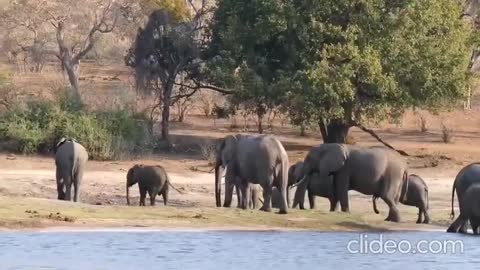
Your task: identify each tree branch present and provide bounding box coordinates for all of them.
[190,79,233,94]
[353,122,410,156]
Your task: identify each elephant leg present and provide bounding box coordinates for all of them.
[471,220,479,235]
[382,196,401,222]
[275,178,288,214]
[223,180,235,208]
[416,208,423,224]
[148,189,157,206]
[162,188,169,206]
[422,208,430,224]
[65,181,72,201]
[73,168,84,203]
[335,173,350,212]
[240,183,249,210]
[447,216,466,233]
[56,169,66,200]
[328,197,336,212]
[308,192,316,210]
[235,184,242,208]
[260,185,273,212]
[459,221,469,234]
[139,187,147,206]
[286,188,291,208]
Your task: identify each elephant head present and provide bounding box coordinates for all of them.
[215,135,238,207]
[298,143,348,185]
[126,164,141,205]
[288,162,304,186]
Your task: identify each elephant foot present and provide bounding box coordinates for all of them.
[277,209,288,215]
[260,206,272,212]
[423,219,430,224]
[446,224,458,233]
[416,219,422,224]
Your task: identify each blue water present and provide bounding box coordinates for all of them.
[0,230,478,270]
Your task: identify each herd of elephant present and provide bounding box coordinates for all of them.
[53,135,480,234]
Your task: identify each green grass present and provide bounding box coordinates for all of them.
[0,197,446,231]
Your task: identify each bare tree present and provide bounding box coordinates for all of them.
[0,0,127,100]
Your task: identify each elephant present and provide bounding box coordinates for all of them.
[126,164,182,206]
[215,134,290,214]
[55,138,88,202]
[447,163,480,233]
[373,174,430,224]
[293,173,337,211]
[222,165,263,209]
[296,144,408,222]
[453,184,480,234]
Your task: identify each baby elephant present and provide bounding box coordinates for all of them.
[373,174,430,224]
[126,164,180,206]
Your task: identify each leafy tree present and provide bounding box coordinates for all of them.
[282,0,474,143]
[205,0,290,133]
[209,0,474,143]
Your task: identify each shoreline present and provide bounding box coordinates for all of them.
[0,223,447,233]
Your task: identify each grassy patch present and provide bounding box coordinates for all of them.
[0,197,428,231]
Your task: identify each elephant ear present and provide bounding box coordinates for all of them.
[127,165,141,186]
[219,135,238,167]
[318,144,348,176]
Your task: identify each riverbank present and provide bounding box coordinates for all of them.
[0,154,458,232]
[0,196,447,232]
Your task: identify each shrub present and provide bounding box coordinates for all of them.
[441,123,454,144]
[0,99,153,160]
[416,113,428,133]
[199,142,216,166]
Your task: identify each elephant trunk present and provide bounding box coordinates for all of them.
[215,164,223,207]
[126,182,130,205]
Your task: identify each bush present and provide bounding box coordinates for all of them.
[0,99,153,160]
[441,123,454,144]
[199,142,217,166]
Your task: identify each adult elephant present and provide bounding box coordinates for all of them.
[453,184,480,234]
[55,138,88,202]
[296,144,408,222]
[215,134,289,214]
[447,163,480,233]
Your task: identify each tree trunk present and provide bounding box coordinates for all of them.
[300,122,306,137]
[161,80,174,144]
[64,61,81,101]
[319,119,351,143]
[257,114,263,134]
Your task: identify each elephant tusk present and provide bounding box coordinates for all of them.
[292,176,306,188]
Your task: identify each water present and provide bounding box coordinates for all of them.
[0,230,479,270]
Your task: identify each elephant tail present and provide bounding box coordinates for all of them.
[372,196,380,214]
[400,170,409,203]
[426,187,429,210]
[450,183,456,219]
[166,174,186,194]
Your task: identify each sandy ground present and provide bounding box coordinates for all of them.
[0,153,459,232]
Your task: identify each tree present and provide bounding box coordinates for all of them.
[0,0,126,100]
[205,0,289,133]
[207,0,473,145]
[283,0,474,143]
[127,1,207,144]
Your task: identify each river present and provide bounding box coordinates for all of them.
[0,230,478,269]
